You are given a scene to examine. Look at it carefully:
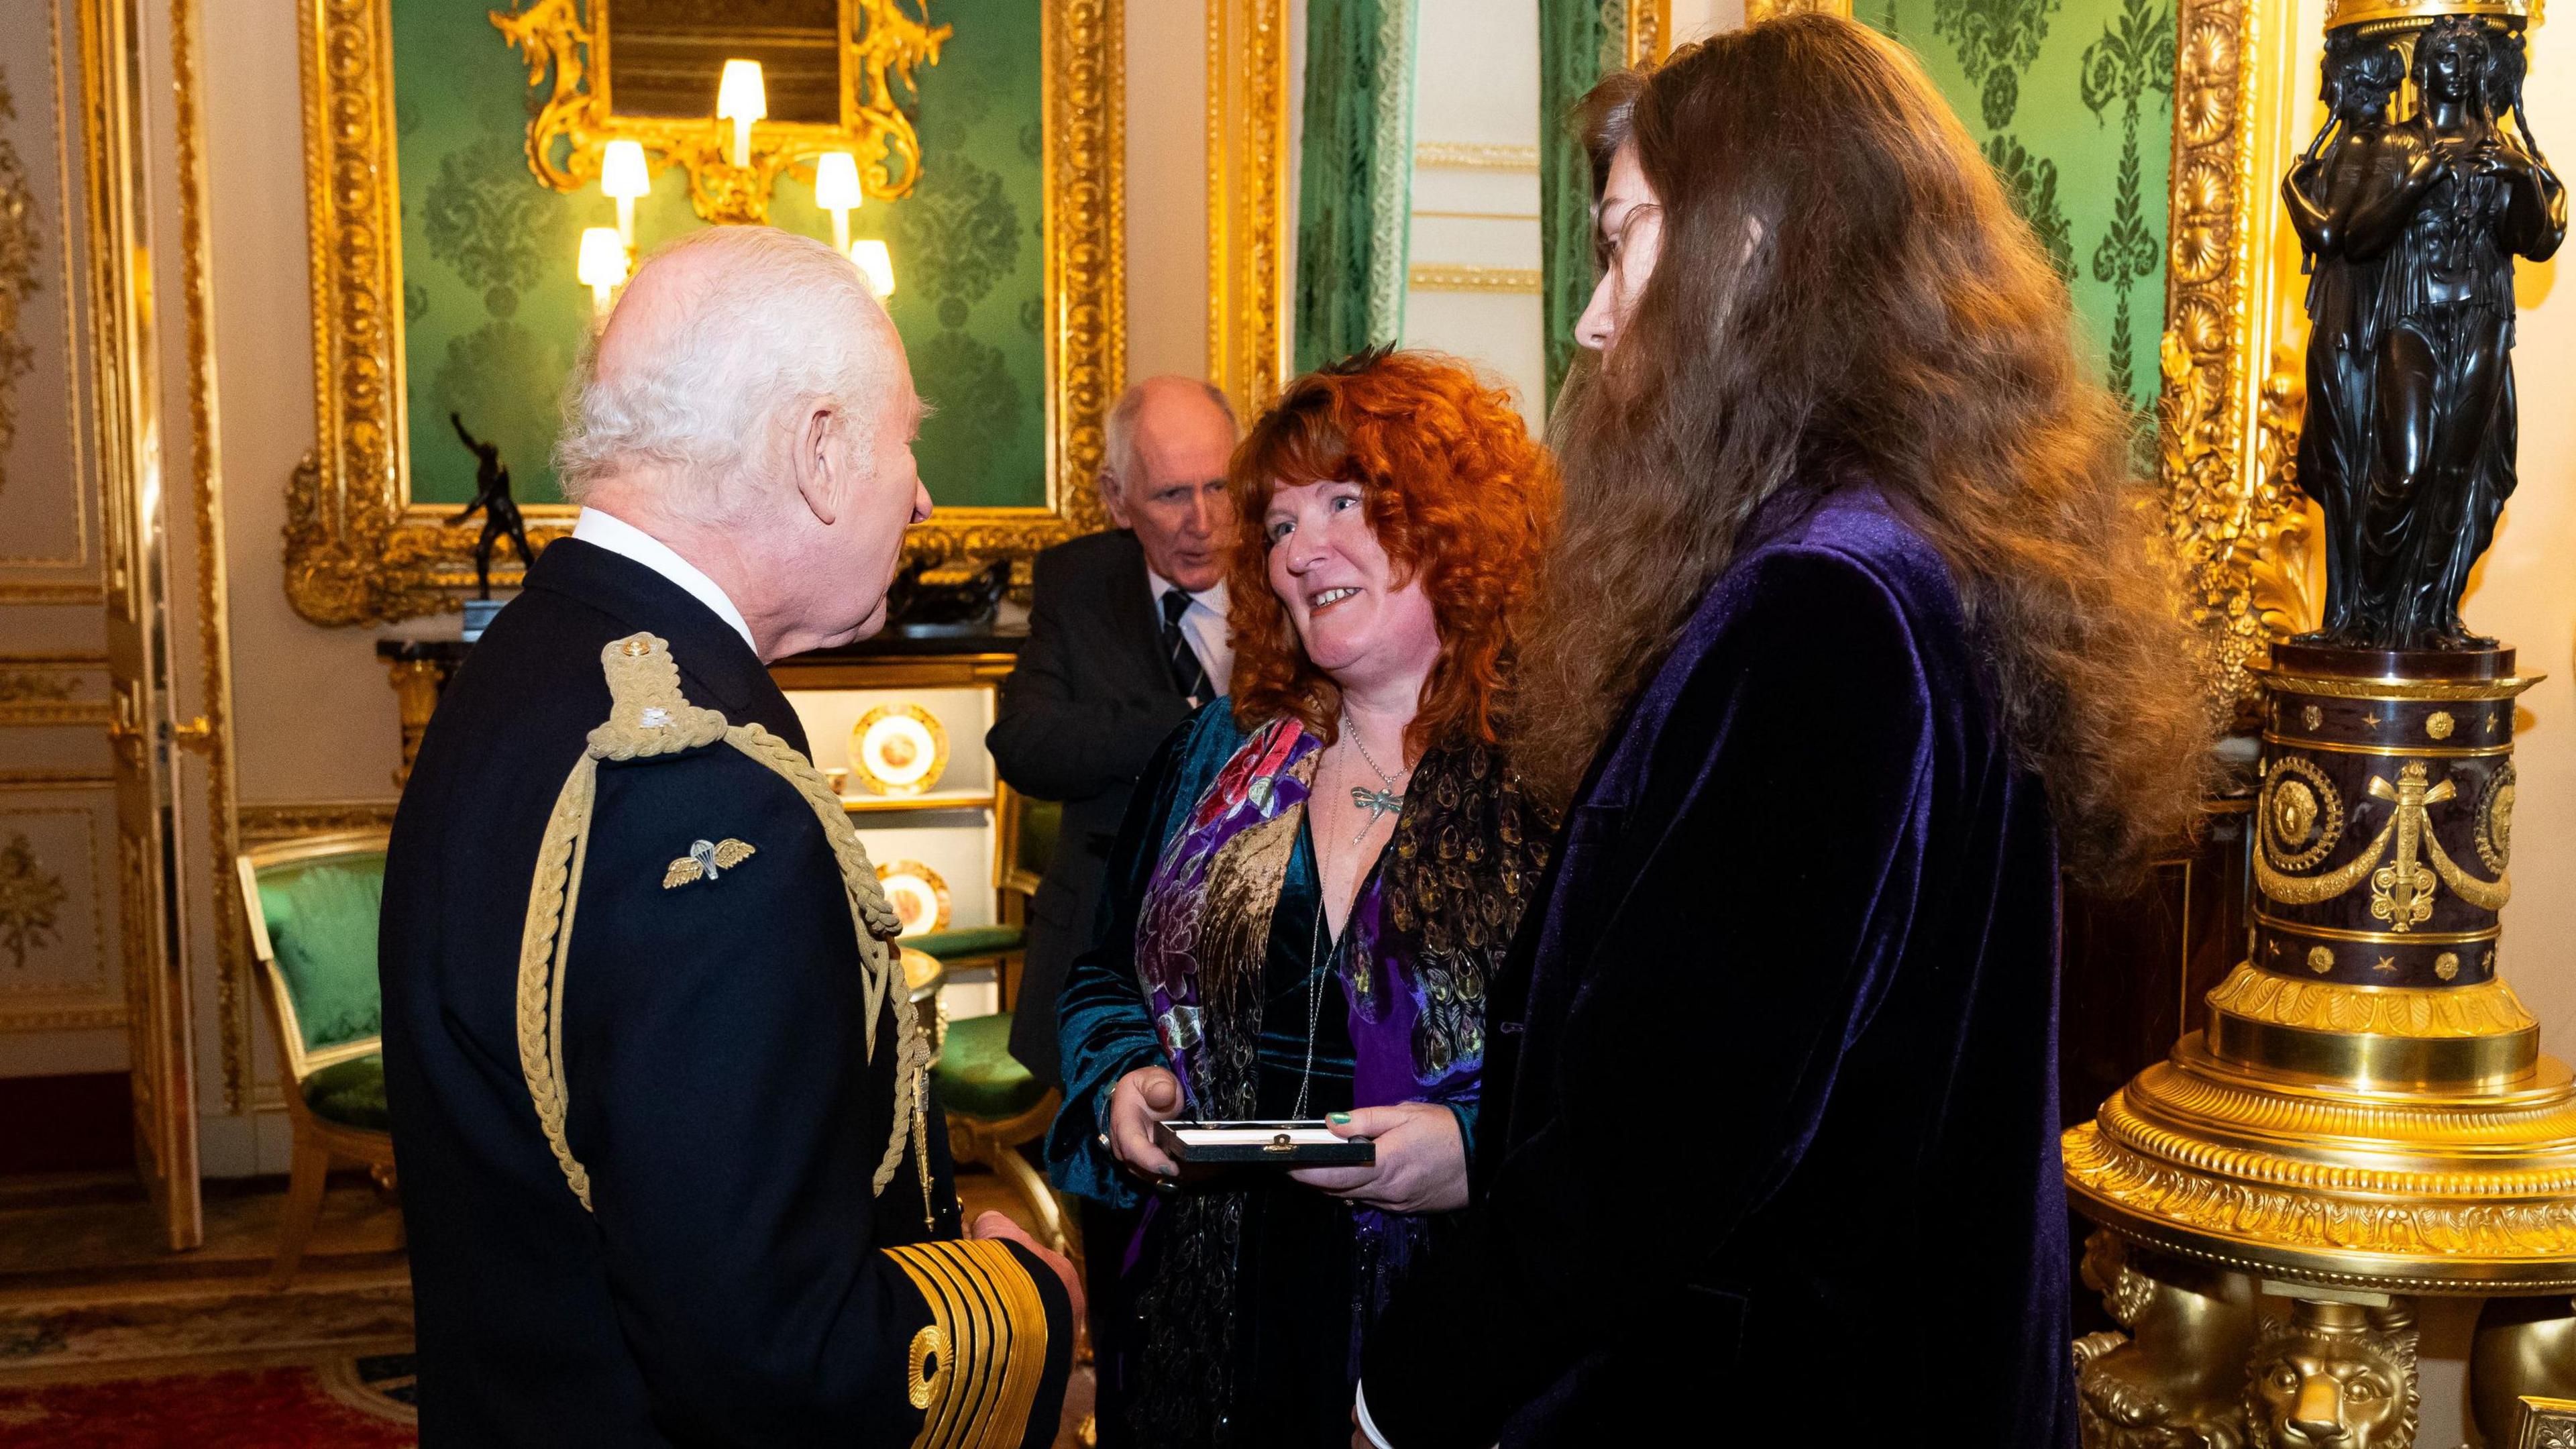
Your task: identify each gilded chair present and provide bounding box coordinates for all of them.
[235,828,400,1286]
[915,786,1070,1254]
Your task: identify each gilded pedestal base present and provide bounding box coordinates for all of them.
[2069,647,2576,1448]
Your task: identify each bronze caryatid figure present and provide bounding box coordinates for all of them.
[2284,11,2563,649]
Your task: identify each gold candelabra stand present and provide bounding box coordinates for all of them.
[2062,5,2570,1440]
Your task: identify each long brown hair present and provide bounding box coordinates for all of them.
[1516,15,2210,887]
[1226,350,1557,757]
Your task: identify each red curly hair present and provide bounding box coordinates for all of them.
[1225,349,1556,757]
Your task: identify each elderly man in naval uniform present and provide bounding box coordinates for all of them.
[379,225,1079,1448]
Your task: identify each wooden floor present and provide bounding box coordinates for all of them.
[0,1169,407,1306]
[0,1163,1091,1444]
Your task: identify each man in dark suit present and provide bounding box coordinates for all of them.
[987,375,1239,1087]
[380,226,1076,1448]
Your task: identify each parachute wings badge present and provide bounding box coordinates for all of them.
[663,837,757,890]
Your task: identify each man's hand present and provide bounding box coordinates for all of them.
[1289,1104,1467,1214]
[1106,1066,1184,1179]
[968,1210,1084,1327]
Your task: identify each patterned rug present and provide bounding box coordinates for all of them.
[0,1355,416,1446]
[0,1283,415,1446]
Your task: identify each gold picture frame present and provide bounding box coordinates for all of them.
[288,0,1124,628]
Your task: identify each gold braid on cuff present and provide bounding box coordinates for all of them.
[885,1239,1055,1449]
[514,634,928,1215]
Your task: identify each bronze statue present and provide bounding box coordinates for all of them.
[2286,14,2563,650]
[2243,1300,2418,1449]
[449,412,535,600]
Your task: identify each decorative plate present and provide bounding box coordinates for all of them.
[849,703,949,796]
[875,861,953,936]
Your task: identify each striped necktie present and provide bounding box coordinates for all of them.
[1161,589,1214,706]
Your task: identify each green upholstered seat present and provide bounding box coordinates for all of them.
[910,924,1026,962]
[1015,798,1061,879]
[301,1053,391,1132]
[931,1012,1048,1120]
[254,853,387,1057]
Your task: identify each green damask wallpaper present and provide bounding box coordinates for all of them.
[1871,0,2176,423]
[392,0,1046,510]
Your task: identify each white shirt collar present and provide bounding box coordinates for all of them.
[1146,570,1227,618]
[571,507,758,655]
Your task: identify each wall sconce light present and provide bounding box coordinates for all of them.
[715,59,767,170]
[578,226,630,319]
[850,239,896,301]
[814,151,863,254]
[600,139,650,250]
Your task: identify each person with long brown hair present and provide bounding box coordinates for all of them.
[1355,16,2209,1448]
[1047,350,1557,1448]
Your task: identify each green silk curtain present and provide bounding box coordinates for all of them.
[1538,0,1627,405]
[1294,0,1420,375]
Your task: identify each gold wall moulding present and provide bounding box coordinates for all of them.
[290,0,1124,625]
[1744,0,1854,22]
[1407,263,1540,294]
[1208,0,1289,418]
[1411,142,1537,172]
[0,60,36,506]
[490,0,951,225]
[236,800,400,847]
[0,653,109,726]
[2161,0,2314,724]
[1625,0,1671,66]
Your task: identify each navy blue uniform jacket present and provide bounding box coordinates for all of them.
[380,539,1072,1447]
[1362,486,2076,1447]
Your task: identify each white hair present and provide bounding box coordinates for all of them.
[1102,377,1236,494]
[554,226,888,519]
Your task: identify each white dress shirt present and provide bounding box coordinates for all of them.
[572,506,758,655]
[1146,571,1234,697]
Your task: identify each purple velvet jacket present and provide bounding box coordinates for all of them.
[1362,484,2076,1448]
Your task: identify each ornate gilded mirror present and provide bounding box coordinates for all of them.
[289,0,1122,627]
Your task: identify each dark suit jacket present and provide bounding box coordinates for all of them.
[986,530,1198,1085]
[1361,486,2076,1448]
[381,539,1071,1448]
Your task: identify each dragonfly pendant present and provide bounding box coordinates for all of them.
[1349,785,1404,843]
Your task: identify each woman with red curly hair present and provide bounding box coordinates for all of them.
[1046,349,1556,1448]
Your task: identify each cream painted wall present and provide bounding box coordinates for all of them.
[1673,0,1747,46]
[1126,1,1211,386]
[203,0,406,811]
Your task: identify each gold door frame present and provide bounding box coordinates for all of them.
[287,0,1124,627]
[1226,0,2309,717]
[1205,1,1666,418]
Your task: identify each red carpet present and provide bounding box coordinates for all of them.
[0,1362,414,1447]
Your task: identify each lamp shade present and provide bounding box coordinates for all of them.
[814,151,863,211]
[600,140,650,200]
[578,227,629,288]
[715,59,767,122]
[851,239,895,299]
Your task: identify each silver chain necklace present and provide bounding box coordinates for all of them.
[1295,727,1407,1116]
[1343,720,1405,845]
[1293,749,1342,1119]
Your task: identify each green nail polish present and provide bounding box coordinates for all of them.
[1328,1112,1351,1125]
